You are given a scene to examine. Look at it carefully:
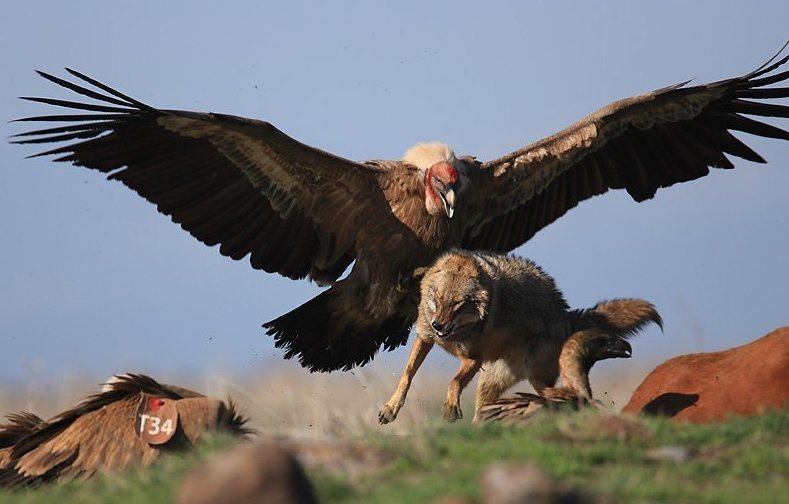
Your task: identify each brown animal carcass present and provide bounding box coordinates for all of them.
[0,374,250,487]
[623,327,789,422]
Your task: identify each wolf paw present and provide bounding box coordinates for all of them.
[443,403,463,422]
[378,404,398,425]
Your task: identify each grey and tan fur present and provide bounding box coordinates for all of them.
[379,250,661,424]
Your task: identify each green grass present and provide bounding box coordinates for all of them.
[310,410,788,503]
[1,411,787,503]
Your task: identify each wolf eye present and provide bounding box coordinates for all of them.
[426,297,437,312]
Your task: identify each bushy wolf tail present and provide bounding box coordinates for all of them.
[570,298,662,338]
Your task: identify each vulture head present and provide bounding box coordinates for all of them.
[579,331,633,367]
[404,142,464,218]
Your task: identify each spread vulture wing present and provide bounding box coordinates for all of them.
[13,69,399,285]
[463,48,789,252]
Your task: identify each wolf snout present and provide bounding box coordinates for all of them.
[431,320,452,338]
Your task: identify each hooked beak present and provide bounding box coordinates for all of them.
[603,339,632,360]
[440,187,456,219]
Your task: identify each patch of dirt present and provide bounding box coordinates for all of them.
[281,439,396,482]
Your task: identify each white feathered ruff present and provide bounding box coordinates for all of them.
[402,142,456,170]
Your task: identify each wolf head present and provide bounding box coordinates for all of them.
[419,252,490,341]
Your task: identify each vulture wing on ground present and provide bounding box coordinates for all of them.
[0,413,45,469]
[0,374,250,487]
[13,46,789,372]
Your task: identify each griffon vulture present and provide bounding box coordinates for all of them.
[478,329,635,425]
[13,47,789,372]
[0,374,250,487]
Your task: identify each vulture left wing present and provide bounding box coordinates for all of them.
[463,47,789,252]
[13,70,397,285]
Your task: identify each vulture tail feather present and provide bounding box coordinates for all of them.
[264,287,412,372]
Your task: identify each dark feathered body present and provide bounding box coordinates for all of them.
[265,157,474,371]
[0,374,250,487]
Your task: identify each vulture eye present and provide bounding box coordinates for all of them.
[433,178,446,192]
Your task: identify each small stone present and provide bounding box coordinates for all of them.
[481,461,589,504]
[175,441,318,504]
[644,445,694,464]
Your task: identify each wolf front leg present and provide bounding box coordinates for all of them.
[473,359,523,423]
[379,336,434,425]
[444,357,482,422]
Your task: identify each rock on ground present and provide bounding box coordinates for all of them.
[481,461,591,504]
[176,441,318,504]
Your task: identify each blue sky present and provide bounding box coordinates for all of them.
[1,1,787,387]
